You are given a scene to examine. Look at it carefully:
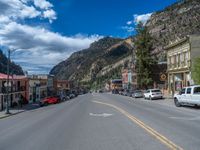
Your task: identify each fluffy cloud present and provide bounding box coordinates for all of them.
[33,0,53,10]
[0,0,102,74]
[0,22,101,52]
[0,22,101,74]
[0,0,56,22]
[122,13,152,33]
[43,9,57,23]
[134,13,152,25]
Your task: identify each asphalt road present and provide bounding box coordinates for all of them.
[0,93,200,150]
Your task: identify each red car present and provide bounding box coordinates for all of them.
[39,97,60,106]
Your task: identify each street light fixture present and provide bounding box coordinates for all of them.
[4,48,19,114]
[5,49,11,114]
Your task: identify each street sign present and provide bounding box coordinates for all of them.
[160,73,167,81]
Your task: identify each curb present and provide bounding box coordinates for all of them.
[0,110,25,120]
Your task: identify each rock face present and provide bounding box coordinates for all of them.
[146,0,200,61]
[0,50,24,75]
[50,37,134,81]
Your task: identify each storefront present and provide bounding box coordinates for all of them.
[168,71,191,95]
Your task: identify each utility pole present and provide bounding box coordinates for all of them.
[5,49,10,114]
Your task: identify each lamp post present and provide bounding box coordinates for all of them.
[5,49,11,114]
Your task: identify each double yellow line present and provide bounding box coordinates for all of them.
[92,100,183,150]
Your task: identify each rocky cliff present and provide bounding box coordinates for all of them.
[50,37,134,82]
[146,0,200,61]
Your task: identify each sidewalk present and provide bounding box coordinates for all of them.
[0,103,40,119]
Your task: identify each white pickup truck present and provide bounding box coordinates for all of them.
[174,85,200,107]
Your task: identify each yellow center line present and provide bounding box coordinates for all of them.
[92,100,183,150]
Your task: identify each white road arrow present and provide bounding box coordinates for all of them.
[89,113,113,117]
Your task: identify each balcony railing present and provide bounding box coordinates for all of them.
[0,86,26,94]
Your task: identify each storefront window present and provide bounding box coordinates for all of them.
[175,81,182,91]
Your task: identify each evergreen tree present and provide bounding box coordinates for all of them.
[135,22,155,89]
[192,57,200,84]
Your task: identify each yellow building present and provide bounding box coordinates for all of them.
[166,35,200,95]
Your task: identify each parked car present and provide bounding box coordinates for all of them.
[174,85,200,107]
[122,90,129,96]
[58,90,70,101]
[112,89,119,94]
[132,90,143,98]
[143,89,163,100]
[126,90,134,97]
[71,90,78,97]
[39,96,60,107]
[118,90,123,95]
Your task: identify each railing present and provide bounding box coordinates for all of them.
[0,86,26,93]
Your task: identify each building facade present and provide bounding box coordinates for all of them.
[54,80,70,95]
[122,69,129,89]
[0,73,28,111]
[28,75,49,103]
[166,35,200,95]
[110,79,123,91]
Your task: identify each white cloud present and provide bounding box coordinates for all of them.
[0,21,102,74]
[127,21,133,25]
[0,15,10,24]
[43,9,57,23]
[134,13,152,25]
[33,0,53,10]
[0,0,56,22]
[0,0,102,74]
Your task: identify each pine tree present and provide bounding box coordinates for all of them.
[192,57,200,84]
[135,22,155,89]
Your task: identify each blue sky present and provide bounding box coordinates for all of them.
[51,0,177,37]
[0,0,177,75]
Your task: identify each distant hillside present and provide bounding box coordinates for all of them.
[0,50,24,75]
[146,0,200,61]
[50,37,134,82]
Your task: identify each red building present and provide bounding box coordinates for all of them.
[0,73,28,111]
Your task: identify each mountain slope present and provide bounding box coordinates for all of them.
[146,0,200,60]
[51,0,200,85]
[50,37,133,81]
[0,50,24,75]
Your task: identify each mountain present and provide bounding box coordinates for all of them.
[50,37,134,83]
[146,0,200,61]
[0,50,24,75]
[50,0,200,86]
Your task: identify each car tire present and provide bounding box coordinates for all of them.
[44,102,48,106]
[174,98,181,107]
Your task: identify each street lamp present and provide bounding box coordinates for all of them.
[5,49,11,114]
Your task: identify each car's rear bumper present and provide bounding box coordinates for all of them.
[151,95,163,99]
